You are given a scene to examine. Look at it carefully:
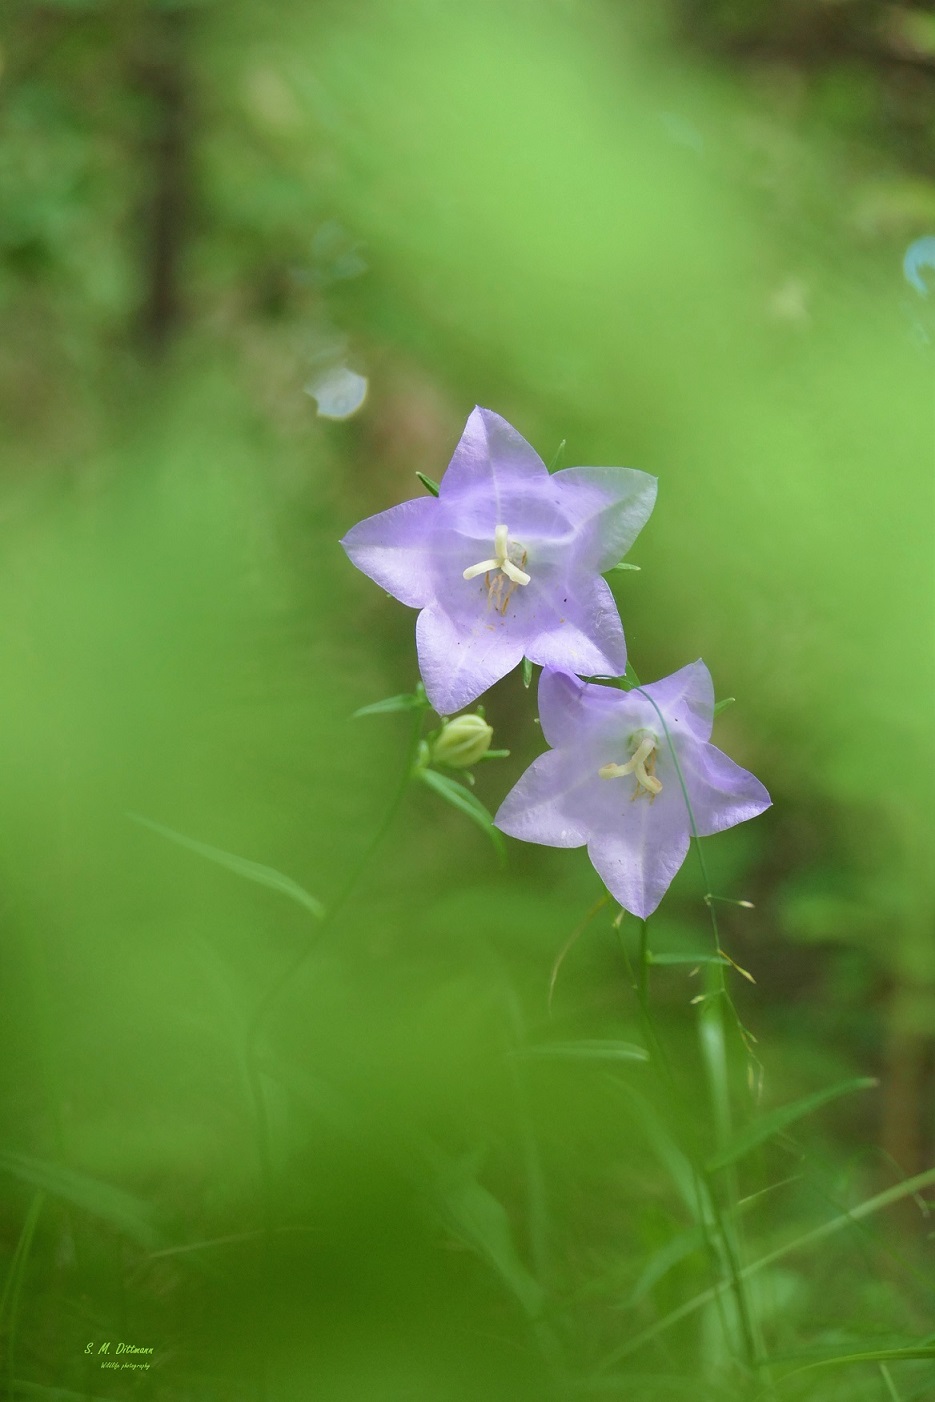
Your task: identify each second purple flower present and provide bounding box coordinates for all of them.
[494,665,771,919]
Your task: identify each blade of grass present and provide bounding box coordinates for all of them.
[597,1163,935,1372]
[0,1153,158,1250]
[880,1362,904,1402]
[516,1040,648,1063]
[706,1078,878,1174]
[429,1152,545,1321]
[755,1345,935,1398]
[3,1193,44,1400]
[628,671,763,1371]
[647,952,731,967]
[130,814,324,919]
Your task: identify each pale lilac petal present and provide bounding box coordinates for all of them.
[439,407,549,514]
[441,484,569,553]
[340,497,440,608]
[537,669,649,765]
[637,660,715,744]
[679,741,772,836]
[587,784,691,919]
[430,534,552,633]
[537,669,612,750]
[494,749,592,848]
[514,664,769,918]
[342,409,658,709]
[416,602,525,714]
[527,574,627,678]
[551,466,658,570]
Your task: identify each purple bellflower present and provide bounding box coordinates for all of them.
[494,664,771,919]
[340,408,657,715]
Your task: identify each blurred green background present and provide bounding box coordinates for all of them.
[1,1,934,1398]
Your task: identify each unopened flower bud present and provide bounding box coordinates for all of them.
[430,713,494,769]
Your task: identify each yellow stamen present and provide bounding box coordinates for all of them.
[599,735,662,801]
[463,523,531,588]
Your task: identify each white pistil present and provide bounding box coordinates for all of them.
[599,735,663,798]
[463,523,531,587]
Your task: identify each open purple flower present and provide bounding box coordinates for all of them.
[494,664,771,919]
[340,407,656,714]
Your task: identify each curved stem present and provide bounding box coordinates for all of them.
[239,703,426,1394]
[245,705,426,1059]
[621,667,764,1377]
[615,910,745,1371]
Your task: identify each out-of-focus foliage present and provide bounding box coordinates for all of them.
[1,1,934,1398]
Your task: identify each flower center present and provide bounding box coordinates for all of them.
[463,523,530,616]
[599,731,662,801]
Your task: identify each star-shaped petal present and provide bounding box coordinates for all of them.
[494,665,771,918]
[341,407,656,713]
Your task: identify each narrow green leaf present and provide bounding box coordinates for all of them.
[758,1344,935,1397]
[628,1225,708,1305]
[0,1153,160,1250]
[129,814,324,920]
[12,1384,116,1402]
[607,561,641,572]
[429,1156,544,1319]
[521,655,533,688]
[415,471,440,496]
[647,952,730,967]
[352,690,428,718]
[598,1164,935,1371]
[518,1040,649,1064]
[3,1193,44,1399]
[713,697,736,716]
[417,768,506,864]
[613,1083,717,1230]
[706,1077,877,1173]
[768,1345,935,1371]
[0,1192,43,1330]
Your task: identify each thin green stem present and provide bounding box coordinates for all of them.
[880,1361,903,1402]
[239,705,425,1399]
[246,705,425,1057]
[624,668,764,1377]
[618,916,670,1081]
[2,1191,44,1401]
[614,911,744,1371]
[598,1163,935,1373]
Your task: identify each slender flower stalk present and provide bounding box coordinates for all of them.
[241,700,427,1389]
[622,671,768,1377]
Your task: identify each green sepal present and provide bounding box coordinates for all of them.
[353,683,429,719]
[713,696,736,716]
[616,661,642,691]
[415,471,440,497]
[521,656,533,688]
[607,561,641,572]
[547,438,566,471]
